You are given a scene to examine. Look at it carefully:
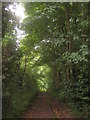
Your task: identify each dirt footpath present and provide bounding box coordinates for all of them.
[23,92,76,118]
[23,92,54,118]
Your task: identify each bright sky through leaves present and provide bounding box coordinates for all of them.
[9,3,25,22]
[9,3,26,46]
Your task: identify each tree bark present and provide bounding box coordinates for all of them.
[64,4,72,81]
[53,67,60,87]
[19,56,27,87]
[88,2,90,81]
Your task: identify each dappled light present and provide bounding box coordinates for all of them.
[2,2,89,119]
[37,65,51,92]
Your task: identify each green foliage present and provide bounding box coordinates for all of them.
[22,2,89,118]
[36,65,52,91]
[3,70,39,118]
[2,3,39,118]
[2,2,89,118]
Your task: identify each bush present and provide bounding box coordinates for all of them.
[2,74,39,118]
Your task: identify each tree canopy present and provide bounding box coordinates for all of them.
[2,2,90,118]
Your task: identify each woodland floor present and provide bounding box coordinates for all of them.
[23,92,77,118]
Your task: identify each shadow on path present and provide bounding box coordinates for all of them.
[23,92,76,118]
[23,92,54,118]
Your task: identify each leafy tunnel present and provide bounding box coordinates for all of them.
[2,2,89,118]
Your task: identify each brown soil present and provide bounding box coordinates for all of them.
[23,92,76,118]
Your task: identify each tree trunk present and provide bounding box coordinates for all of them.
[53,67,60,87]
[88,2,90,81]
[64,4,72,81]
[19,56,27,87]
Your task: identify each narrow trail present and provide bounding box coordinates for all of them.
[23,92,76,118]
